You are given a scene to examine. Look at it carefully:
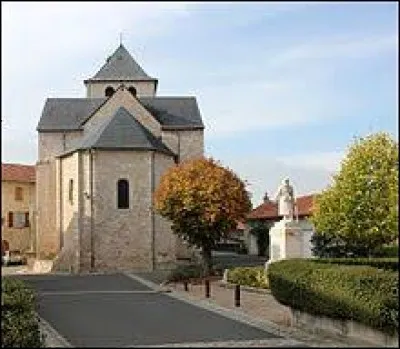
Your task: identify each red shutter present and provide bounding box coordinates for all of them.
[8,212,13,228]
[25,212,30,227]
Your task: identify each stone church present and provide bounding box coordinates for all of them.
[36,44,204,273]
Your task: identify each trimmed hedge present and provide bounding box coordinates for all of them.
[2,277,45,348]
[227,266,269,289]
[309,257,398,271]
[267,259,398,335]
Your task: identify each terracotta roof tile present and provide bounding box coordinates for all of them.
[1,163,36,183]
[247,194,317,220]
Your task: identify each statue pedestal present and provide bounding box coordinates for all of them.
[265,219,313,270]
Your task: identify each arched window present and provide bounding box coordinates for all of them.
[128,86,137,97]
[105,86,115,97]
[117,179,129,209]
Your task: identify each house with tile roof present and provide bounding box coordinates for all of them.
[36,44,204,272]
[244,194,317,255]
[1,163,36,254]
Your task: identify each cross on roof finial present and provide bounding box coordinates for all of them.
[119,32,123,46]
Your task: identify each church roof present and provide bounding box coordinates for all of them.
[59,107,175,157]
[37,97,204,132]
[85,44,157,82]
[37,98,106,131]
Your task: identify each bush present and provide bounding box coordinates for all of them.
[372,245,399,258]
[309,257,398,271]
[267,259,398,335]
[166,264,223,283]
[227,266,269,289]
[2,278,45,348]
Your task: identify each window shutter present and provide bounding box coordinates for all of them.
[25,212,30,227]
[8,212,13,228]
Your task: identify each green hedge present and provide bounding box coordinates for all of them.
[373,245,399,258]
[309,257,398,271]
[166,264,223,283]
[227,266,269,289]
[267,259,398,335]
[1,278,45,348]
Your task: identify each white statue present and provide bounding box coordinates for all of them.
[274,177,295,221]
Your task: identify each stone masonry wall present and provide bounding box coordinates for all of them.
[153,152,177,269]
[36,160,58,258]
[177,130,204,162]
[91,150,154,272]
[52,153,80,272]
[83,86,161,138]
[86,81,156,99]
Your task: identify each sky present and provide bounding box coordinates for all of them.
[1,1,398,207]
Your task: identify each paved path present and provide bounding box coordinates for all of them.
[8,273,304,347]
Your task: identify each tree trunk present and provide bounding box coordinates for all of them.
[201,246,212,277]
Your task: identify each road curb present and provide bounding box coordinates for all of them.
[37,313,73,347]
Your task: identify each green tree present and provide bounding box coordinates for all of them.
[310,132,398,257]
[154,157,252,275]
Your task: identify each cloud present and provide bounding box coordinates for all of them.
[217,151,342,207]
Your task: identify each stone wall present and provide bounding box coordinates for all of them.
[83,86,161,138]
[178,130,204,161]
[52,153,80,272]
[91,150,154,271]
[36,160,59,258]
[85,80,157,99]
[153,152,178,269]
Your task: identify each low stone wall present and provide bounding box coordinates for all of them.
[31,260,54,274]
[290,308,398,347]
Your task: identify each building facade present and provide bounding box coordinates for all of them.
[36,44,204,273]
[1,163,36,254]
[245,194,316,255]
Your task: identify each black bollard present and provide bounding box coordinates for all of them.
[235,284,240,307]
[184,280,189,292]
[205,279,210,298]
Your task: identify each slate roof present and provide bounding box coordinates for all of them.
[2,163,36,183]
[37,98,106,131]
[139,97,204,129]
[247,194,317,220]
[58,107,175,157]
[37,97,204,132]
[85,44,156,82]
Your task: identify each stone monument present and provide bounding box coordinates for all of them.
[265,178,313,271]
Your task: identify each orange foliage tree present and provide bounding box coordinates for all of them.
[154,157,252,275]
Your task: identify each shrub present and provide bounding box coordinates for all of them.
[227,266,269,289]
[166,263,223,283]
[372,245,399,258]
[267,259,398,335]
[2,277,45,348]
[309,257,398,271]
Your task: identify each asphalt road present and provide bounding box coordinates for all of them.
[10,273,282,347]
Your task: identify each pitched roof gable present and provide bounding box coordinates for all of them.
[86,44,156,82]
[247,194,317,220]
[77,107,175,156]
[37,98,106,131]
[37,96,204,132]
[2,163,36,183]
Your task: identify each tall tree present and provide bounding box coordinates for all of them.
[310,132,398,257]
[154,157,252,275]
